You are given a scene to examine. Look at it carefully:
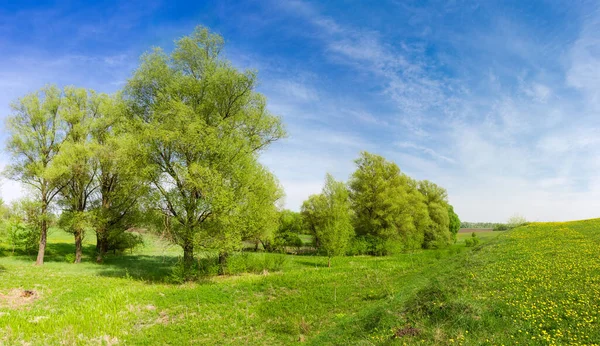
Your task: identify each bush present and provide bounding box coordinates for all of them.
[107,230,144,253]
[493,224,510,231]
[169,252,289,282]
[346,236,404,256]
[465,232,480,247]
[347,237,370,255]
[5,219,39,254]
[64,253,76,263]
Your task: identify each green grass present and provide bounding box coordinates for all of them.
[2,221,600,344]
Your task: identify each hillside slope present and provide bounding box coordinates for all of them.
[315,219,600,345]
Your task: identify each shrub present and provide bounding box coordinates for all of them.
[169,252,289,282]
[107,230,144,254]
[64,253,76,263]
[347,236,370,255]
[5,219,39,254]
[465,233,480,247]
[346,236,405,256]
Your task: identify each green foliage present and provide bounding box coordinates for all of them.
[169,252,288,282]
[301,194,328,248]
[464,232,480,247]
[124,26,285,268]
[5,219,38,254]
[347,235,404,256]
[460,221,499,229]
[319,174,354,260]
[272,210,305,251]
[301,174,354,264]
[349,152,428,252]
[2,199,45,254]
[493,224,510,231]
[89,93,149,261]
[507,213,527,227]
[418,180,452,249]
[5,86,68,264]
[106,230,144,253]
[447,205,460,236]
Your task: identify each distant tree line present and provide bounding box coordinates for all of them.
[269,152,461,266]
[461,214,527,231]
[1,26,461,275]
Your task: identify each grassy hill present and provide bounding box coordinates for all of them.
[1,221,599,344]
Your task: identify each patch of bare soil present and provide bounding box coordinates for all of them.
[0,289,40,309]
[393,326,420,338]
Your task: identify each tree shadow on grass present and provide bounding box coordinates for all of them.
[43,243,97,263]
[96,254,180,283]
[293,259,330,268]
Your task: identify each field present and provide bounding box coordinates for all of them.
[1,221,600,345]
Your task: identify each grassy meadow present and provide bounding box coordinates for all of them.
[2,221,600,344]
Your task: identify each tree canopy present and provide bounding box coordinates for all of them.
[124,26,285,271]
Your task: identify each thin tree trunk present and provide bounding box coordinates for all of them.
[328,256,331,268]
[183,242,194,277]
[74,231,83,263]
[35,202,48,266]
[218,251,229,275]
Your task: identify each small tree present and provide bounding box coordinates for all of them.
[4,199,43,254]
[5,86,66,265]
[301,194,327,250]
[320,174,353,267]
[302,174,353,267]
[507,214,527,228]
[447,204,461,241]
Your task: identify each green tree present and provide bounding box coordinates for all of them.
[53,87,99,263]
[418,180,452,249]
[124,26,285,272]
[349,152,429,254]
[4,199,44,255]
[5,86,66,265]
[272,209,304,251]
[301,194,328,249]
[89,93,147,262]
[318,174,354,267]
[447,204,460,240]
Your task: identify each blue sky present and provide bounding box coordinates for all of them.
[2,0,600,222]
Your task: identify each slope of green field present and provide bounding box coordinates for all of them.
[317,220,600,345]
[2,221,600,345]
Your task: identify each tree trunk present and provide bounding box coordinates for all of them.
[254,240,259,252]
[35,218,48,266]
[74,231,83,263]
[328,256,331,268]
[183,242,194,276]
[35,201,49,266]
[218,251,229,275]
[96,232,108,263]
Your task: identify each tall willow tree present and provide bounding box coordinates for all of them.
[349,152,429,253]
[5,86,66,265]
[125,26,285,270]
[418,180,452,248]
[318,174,353,267]
[301,175,353,266]
[90,93,147,262]
[53,87,99,263]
